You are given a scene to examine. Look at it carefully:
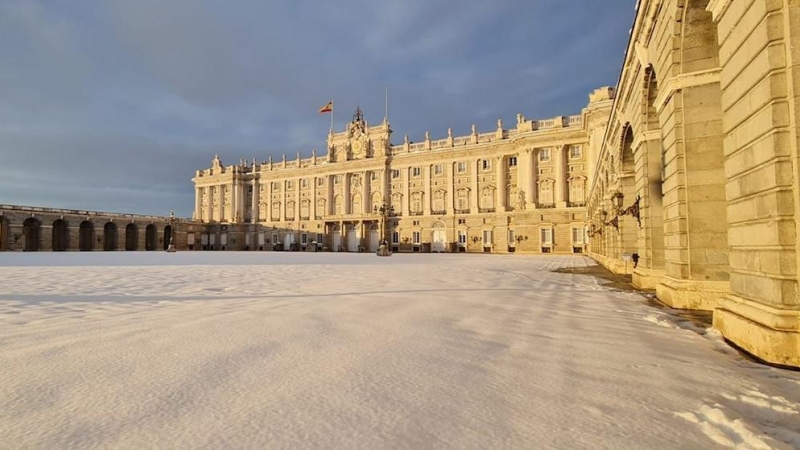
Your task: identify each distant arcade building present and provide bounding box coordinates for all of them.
[191,90,614,254]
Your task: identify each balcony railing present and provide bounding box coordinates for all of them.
[431,210,446,215]
[536,203,556,209]
[455,209,471,214]
[409,211,423,216]
[478,208,496,213]
[567,202,586,208]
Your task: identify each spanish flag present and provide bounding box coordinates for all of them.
[318,101,333,114]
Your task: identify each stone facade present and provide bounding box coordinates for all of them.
[192,95,613,255]
[587,0,800,367]
[0,205,202,252]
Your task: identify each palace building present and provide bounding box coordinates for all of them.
[191,90,613,254]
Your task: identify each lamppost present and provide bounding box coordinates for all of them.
[167,211,177,252]
[374,202,394,256]
[373,202,394,243]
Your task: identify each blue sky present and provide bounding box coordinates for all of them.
[0,0,636,217]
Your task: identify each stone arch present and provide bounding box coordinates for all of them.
[677,0,719,74]
[103,222,117,251]
[23,218,40,251]
[125,223,138,251]
[621,124,634,174]
[163,225,172,251]
[0,216,7,251]
[145,224,157,251]
[52,219,69,251]
[79,220,94,251]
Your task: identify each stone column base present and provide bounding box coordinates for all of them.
[714,295,800,368]
[632,267,664,290]
[655,276,730,311]
[592,254,635,275]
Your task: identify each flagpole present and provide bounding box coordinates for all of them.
[331,103,334,132]
[384,87,389,124]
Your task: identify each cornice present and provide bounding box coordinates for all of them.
[706,0,733,22]
[654,68,721,113]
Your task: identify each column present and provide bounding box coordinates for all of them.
[217,184,224,222]
[423,165,431,216]
[555,146,567,208]
[343,173,351,215]
[282,181,287,221]
[362,171,369,214]
[251,179,259,223]
[194,187,202,221]
[403,168,410,216]
[496,156,506,211]
[205,187,213,222]
[265,181,272,222]
[327,175,334,215]
[295,178,300,222]
[470,160,479,212]
[311,177,317,220]
[446,162,454,214]
[231,178,238,222]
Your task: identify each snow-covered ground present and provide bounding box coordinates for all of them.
[1,252,798,449]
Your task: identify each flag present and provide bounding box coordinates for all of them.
[318,101,333,114]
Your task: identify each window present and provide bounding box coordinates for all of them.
[316,233,323,243]
[334,175,341,185]
[483,230,492,245]
[458,219,466,225]
[434,164,443,176]
[433,191,445,212]
[286,180,293,189]
[570,180,585,203]
[508,230,516,245]
[509,156,517,167]
[457,190,469,211]
[570,145,582,159]
[272,182,280,190]
[301,233,308,244]
[412,167,421,177]
[482,159,492,171]
[371,171,378,181]
[539,149,551,162]
[392,232,399,244]
[317,177,324,187]
[411,193,422,213]
[300,178,307,188]
[572,227,584,245]
[457,161,467,173]
[458,230,467,244]
[392,169,400,179]
[271,232,278,244]
[412,231,421,244]
[540,227,553,245]
[539,181,554,204]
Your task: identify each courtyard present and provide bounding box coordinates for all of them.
[1,253,798,449]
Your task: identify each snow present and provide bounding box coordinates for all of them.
[1,252,798,449]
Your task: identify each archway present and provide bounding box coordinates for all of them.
[23,218,40,251]
[79,221,94,251]
[163,225,172,251]
[145,224,156,251]
[125,223,138,251]
[431,221,447,253]
[52,219,68,251]
[0,216,7,251]
[103,222,117,251]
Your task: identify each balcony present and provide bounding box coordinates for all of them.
[567,202,586,208]
[478,208,496,214]
[409,211,423,216]
[455,209,471,214]
[431,210,446,215]
[536,203,556,209]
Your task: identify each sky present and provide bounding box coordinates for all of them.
[0,0,636,217]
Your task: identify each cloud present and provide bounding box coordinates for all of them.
[0,0,635,217]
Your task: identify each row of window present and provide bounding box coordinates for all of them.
[261,228,586,247]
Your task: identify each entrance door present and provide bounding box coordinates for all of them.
[432,230,446,253]
[347,226,358,252]
[369,229,380,252]
[284,233,295,251]
[332,231,341,252]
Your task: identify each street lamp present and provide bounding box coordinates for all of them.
[167,211,177,252]
[373,202,394,242]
